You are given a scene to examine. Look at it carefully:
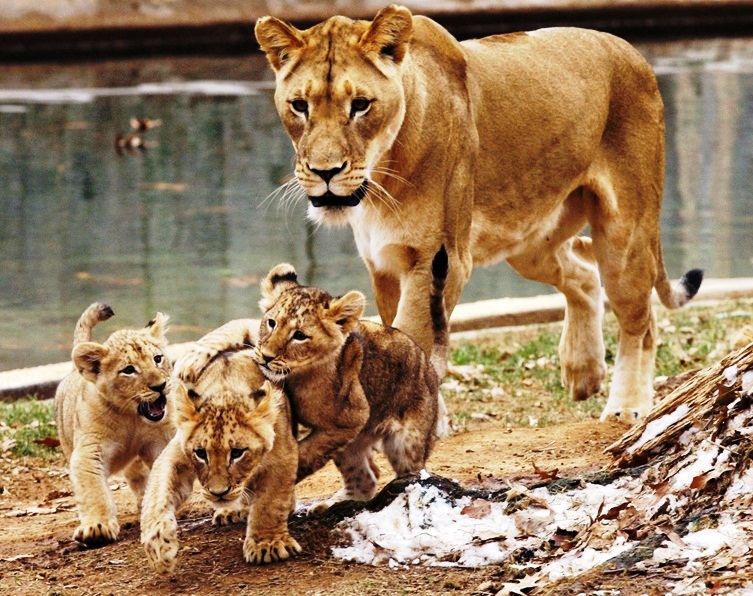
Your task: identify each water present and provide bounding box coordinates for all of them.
[2,40,753,371]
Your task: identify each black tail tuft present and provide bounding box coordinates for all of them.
[681,268,704,300]
[431,244,449,285]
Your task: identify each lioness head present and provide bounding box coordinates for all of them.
[72,313,171,422]
[253,263,365,381]
[255,4,413,226]
[173,365,282,507]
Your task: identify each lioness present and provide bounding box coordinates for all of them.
[55,302,173,547]
[255,4,703,421]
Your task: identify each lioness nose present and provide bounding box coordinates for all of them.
[149,381,166,394]
[310,162,345,183]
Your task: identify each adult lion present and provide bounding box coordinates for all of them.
[255,4,703,421]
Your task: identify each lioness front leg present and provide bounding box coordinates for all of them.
[141,440,195,574]
[68,443,119,546]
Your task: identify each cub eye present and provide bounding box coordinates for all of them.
[194,448,208,462]
[154,354,163,365]
[267,318,277,330]
[120,365,137,375]
[290,99,308,115]
[350,97,371,117]
[292,330,308,342]
[230,448,246,461]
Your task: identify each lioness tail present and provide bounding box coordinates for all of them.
[72,302,115,347]
[655,267,704,310]
[429,245,450,378]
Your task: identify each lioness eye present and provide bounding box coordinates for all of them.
[350,97,371,117]
[120,365,137,375]
[194,448,208,462]
[292,330,308,341]
[230,448,246,461]
[290,99,308,115]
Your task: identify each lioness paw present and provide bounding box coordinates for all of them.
[212,507,248,526]
[73,519,119,547]
[142,518,180,574]
[243,534,302,565]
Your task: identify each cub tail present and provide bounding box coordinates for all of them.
[429,244,450,379]
[72,302,114,347]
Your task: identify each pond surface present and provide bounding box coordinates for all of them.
[2,39,753,371]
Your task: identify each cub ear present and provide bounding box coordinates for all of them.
[72,342,108,383]
[359,4,413,64]
[255,16,305,72]
[173,382,199,429]
[259,263,299,312]
[249,381,282,451]
[145,312,169,342]
[329,290,365,333]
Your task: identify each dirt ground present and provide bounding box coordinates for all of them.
[0,417,641,596]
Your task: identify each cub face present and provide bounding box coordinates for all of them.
[254,6,414,226]
[73,313,172,422]
[253,263,365,381]
[174,381,281,508]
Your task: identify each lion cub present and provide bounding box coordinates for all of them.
[141,344,300,574]
[255,245,450,510]
[54,302,173,547]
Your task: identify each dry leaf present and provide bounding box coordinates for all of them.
[461,499,492,519]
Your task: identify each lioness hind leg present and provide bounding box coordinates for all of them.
[508,235,607,401]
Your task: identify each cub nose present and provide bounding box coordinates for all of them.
[310,162,346,183]
[149,381,167,394]
[210,486,231,498]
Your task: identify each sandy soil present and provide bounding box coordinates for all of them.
[0,418,633,596]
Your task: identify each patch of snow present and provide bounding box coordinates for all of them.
[626,404,690,454]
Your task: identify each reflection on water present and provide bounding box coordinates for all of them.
[2,41,753,371]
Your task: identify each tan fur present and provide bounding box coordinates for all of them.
[141,344,300,574]
[54,302,173,547]
[255,5,703,422]
[253,249,448,512]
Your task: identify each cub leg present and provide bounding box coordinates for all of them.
[309,438,381,514]
[68,441,120,546]
[141,439,195,574]
[382,420,435,477]
[243,428,301,564]
[508,235,607,401]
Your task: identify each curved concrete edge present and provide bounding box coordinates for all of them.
[2,276,752,402]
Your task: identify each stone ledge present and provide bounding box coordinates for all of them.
[2,277,752,402]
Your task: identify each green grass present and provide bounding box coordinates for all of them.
[444,299,753,431]
[0,398,58,459]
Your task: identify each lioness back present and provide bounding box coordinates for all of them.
[54,302,173,547]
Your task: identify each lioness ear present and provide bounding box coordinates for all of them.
[249,381,281,451]
[259,263,299,312]
[359,4,413,64]
[329,291,365,332]
[255,16,305,72]
[146,312,169,342]
[72,342,108,383]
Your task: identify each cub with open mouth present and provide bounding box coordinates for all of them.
[54,302,174,547]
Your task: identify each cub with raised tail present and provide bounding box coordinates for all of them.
[55,302,173,547]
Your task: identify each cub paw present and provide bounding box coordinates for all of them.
[175,347,214,386]
[212,506,248,526]
[73,519,119,547]
[243,534,302,565]
[141,518,180,574]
